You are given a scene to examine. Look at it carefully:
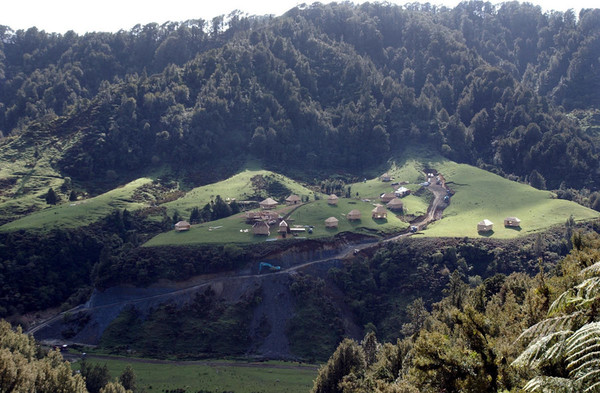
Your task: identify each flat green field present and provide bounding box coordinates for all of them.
[0,178,151,232]
[144,197,411,246]
[423,160,599,238]
[71,356,316,393]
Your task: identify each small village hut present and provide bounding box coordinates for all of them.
[252,220,270,236]
[347,209,362,221]
[174,221,191,232]
[504,217,521,227]
[286,195,301,205]
[386,198,404,211]
[477,219,494,232]
[380,192,396,203]
[259,197,278,210]
[325,217,339,228]
[372,204,388,219]
[278,220,289,233]
[327,194,339,205]
[380,173,391,182]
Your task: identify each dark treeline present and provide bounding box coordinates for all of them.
[1,2,599,190]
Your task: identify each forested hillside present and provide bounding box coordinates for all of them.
[1,2,599,193]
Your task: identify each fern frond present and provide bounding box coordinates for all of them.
[580,262,600,278]
[523,376,573,393]
[564,322,600,390]
[548,289,579,316]
[517,313,583,344]
[575,277,600,302]
[512,331,572,369]
[584,378,600,393]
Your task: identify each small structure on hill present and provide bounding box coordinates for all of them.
[259,197,278,209]
[174,220,191,232]
[395,186,410,197]
[325,216,339,228]
[504,217,521,227]
[278,220,289,234]
[477,219,494,232]
[380,173,391,182]
[252,221,270,236]
[347,209,362,221]
[327,194,339,205]
[387,198,404,211]
[286,195,301,205]
[372,204,388,219]
[380,192,396,203]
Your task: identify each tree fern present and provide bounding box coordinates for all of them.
[517,312,584,344]
[580,262,600,279]
[523,376,573,393]
[512,331,571,369]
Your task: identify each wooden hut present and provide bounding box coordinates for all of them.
[504,217,521,227]
[325,217,339,228]
[174,220,191,232]
[252,221,270,236]
[380,192,396,203]
[278,220,289,233]
[327,194,339,205]
[245,211,262,221]
[380,173,391,182]
[477,219,494,232]
[347,209,362,221]
[386,198,404,211]
[286,195,301,205]
[372,204,388,219]
[259,197,278,210]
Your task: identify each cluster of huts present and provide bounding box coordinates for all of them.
[477,217,522,232]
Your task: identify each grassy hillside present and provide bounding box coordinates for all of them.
[423,160,599,238]
[0,178,151,232]
[164,163,318,219]
[71,356,316,393]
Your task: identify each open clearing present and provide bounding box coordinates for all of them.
[0,178,151,232]
[70,355,316,393]
[421,159,599,238]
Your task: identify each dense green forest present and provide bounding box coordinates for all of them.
[1,2,599,190]
[311,230,600,393]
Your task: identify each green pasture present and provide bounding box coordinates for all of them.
[0,178,151,232]
[144,197,413,246]
[165,167,318,218]
[422,160,599,238]
[71,356,316,393]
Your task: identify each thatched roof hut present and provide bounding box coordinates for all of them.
[380,192,396,203]
[174,221,191,232]
[327,194,339,205]
[286,195,301,205]
[259,197,278,209]
[347,209,362,221]
[387,198,404,211]
[252,221,270,235]
[504,217,521,227]
[380,173,391,182]
[477,219,494,232]
[372,204,388,219]
[325,217,339,228]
